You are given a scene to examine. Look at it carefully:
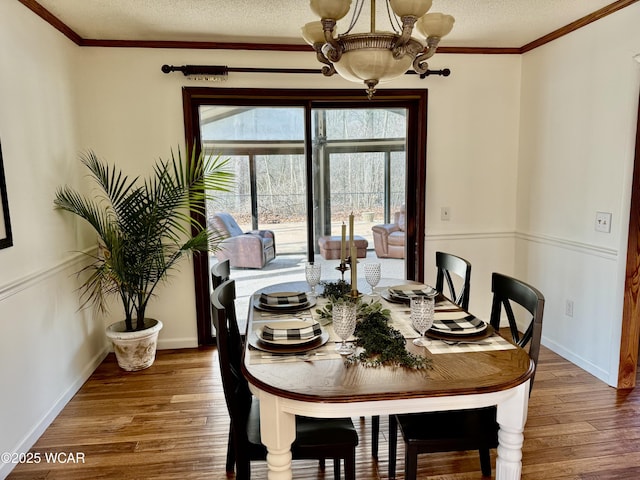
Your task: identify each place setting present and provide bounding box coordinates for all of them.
[407,297,516,354]
[253,290,317,313]
[381,283,440,304]
[247,316,336,363]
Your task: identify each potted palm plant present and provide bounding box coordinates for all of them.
[54,147,232,371]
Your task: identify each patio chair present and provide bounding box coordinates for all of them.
[371,206,405,259]
[209,212,276,269]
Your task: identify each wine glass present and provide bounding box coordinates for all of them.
[305,261,322,297]
[411,295,435,346]
[332,302,357,355]
[364,263,381,295]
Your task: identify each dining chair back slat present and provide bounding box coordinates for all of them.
[489,272,545,384]
[435,251,472,310]
[211,259,230,291]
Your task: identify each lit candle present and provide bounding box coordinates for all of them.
[341,223,346,263]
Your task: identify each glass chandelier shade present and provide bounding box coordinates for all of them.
[303,0,454,98]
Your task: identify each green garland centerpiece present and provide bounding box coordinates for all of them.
[317,280,431,370]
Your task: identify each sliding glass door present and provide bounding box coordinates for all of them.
[184,88,427,345]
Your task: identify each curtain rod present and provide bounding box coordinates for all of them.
[161,64,451,81]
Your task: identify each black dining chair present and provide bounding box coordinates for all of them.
[209,259,237,472]
[435,251,472,310]
[211,259,230,290]
[370,251,473,459]
[388,272,545,479]
[211,279,359,480]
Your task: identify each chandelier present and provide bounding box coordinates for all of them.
[302,0,454,98]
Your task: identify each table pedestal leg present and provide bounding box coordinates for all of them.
[495,381,530,479]
[258,392,296,480]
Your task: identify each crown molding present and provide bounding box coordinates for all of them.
[17,0,82,44]
[17,0,640,55]
[520,0,639,53]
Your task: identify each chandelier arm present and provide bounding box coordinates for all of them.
[321,18,342,61]
[394,16,417,49]
[415,36,441,64]
[313,47,337,77]
[413,36,442,74]
[412,54,430,74]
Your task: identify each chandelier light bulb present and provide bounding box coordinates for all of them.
[310,0,352,20]
[416,12,455,38]
[302,21,328,46]
[389,0,433,18]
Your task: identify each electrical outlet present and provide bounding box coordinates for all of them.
[595,212,612,233]
[565,300,574,317]
[441,207,451,221]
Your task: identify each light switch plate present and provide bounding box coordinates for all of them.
[595,212,612,233]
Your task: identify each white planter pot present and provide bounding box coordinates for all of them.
[105,318,163,371]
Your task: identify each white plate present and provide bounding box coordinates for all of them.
[254,296,317,312]
[257,327,322,346]
[259,291,309,308]
[388,284,437,300]
[248,330,330,353]
[430,316,488,336]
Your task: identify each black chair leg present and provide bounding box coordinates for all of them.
[319,458,325,471]
[479,448,492,476]
[333,458,340,480]
[225,426,235,473]
[345,450,356,480]
[372,415,380,458]
[235,452,251,480]
[388,415,398,479]
[405,444,418,480]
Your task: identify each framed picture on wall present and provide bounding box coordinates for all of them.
[0,140,13,249]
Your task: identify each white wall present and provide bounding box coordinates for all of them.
[517,3,640,385]
[423,54,521,317]
[0,3,108,478]
[3,0,637,473]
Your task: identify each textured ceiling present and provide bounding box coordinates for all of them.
[33,0,618,48]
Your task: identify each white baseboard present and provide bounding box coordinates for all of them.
[541,336,611,386]
[0,345,110,480]
[157,337,199,350]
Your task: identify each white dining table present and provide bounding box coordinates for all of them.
[242,281,533,480]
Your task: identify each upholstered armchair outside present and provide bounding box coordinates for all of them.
[371,206,405,259]
[209,212,276,269]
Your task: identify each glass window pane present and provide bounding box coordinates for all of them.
[206,155,252,231]
[322,109,408,140]
[200,106,304,141]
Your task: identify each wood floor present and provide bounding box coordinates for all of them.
[7,345,640,480]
